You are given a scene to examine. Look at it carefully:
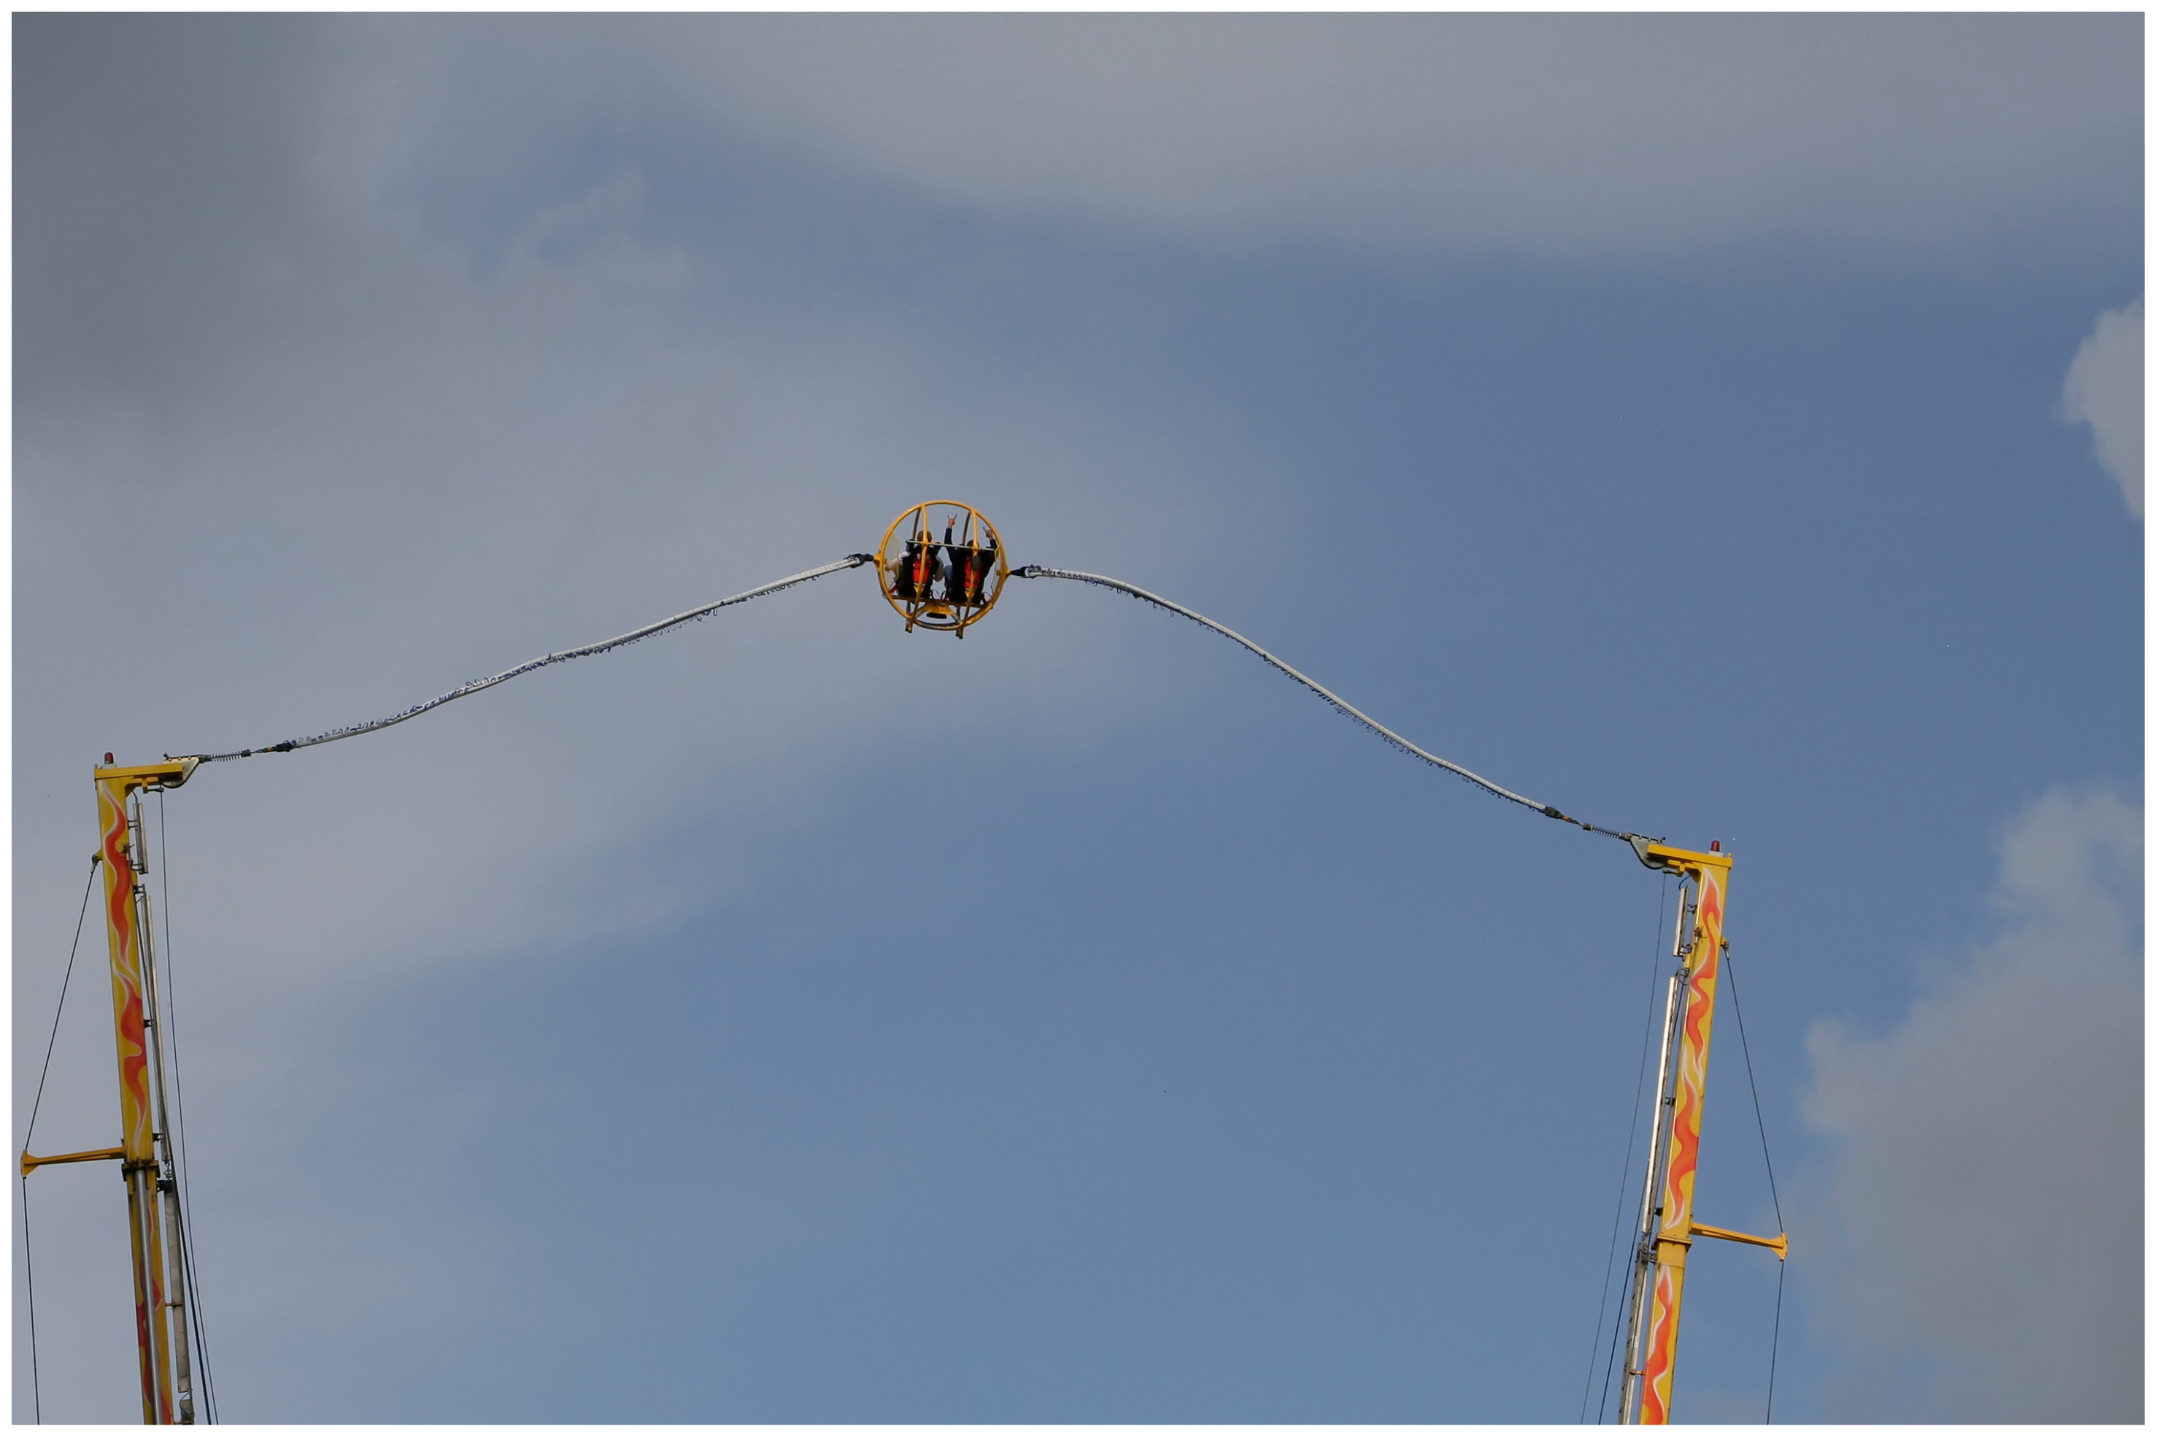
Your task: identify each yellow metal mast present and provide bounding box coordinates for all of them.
[1617,840,1784,1424]
[23,757,202,1424]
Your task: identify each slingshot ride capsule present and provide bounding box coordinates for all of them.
[878,502,1008,636]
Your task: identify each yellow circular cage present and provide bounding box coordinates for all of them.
[876,502,1008,636]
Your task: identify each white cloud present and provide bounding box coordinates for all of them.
[2061,297,2144,517]
[1801,787,2142,1422]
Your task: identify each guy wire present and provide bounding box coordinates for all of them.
[23,855,101,1424]
[1592,875,1675,1424]
[21,1173,38,1423]
[157,793,218,1422]
[1579,874,1670,1423]
[1766,1262,1786,1424]
[1720,942,1783,1227]
[1721,941,1783,1423]
[25,857,99,1159]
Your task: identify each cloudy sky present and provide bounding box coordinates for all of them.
[12,14,2141,1424]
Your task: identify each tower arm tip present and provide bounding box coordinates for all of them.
[94,756,199,789]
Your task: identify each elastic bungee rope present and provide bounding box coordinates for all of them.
[1014,565,1642,847]
[186,549,1641,851]
[195,554,875,763]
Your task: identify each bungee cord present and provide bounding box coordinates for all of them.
[195,554,875,763]
[186,544,1637,856]
[1015,565,1640,846]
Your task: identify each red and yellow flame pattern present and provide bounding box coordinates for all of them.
[96,762,195,1422]
[97,775,155,1164]
[1637,861,1728,1425]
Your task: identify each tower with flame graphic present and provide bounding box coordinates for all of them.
[1615,840,1785,1424]
[23,758,205,1423]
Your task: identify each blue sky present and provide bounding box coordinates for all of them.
[12,14,2142,1424]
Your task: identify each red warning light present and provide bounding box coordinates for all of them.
[104,752,114,764]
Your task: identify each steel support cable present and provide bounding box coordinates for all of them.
[194,555,876,763]
[1015,566,1640,842]
[1582,875,1671,1424]
[1722,941,1785,1425]
[23,856,101,1425]
[156,795,216,1424]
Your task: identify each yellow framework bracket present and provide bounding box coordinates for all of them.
[21,1145,127,1177]
[96,758,200,792]
[1630,837,1728,877]
[1686,1220,1788,1262]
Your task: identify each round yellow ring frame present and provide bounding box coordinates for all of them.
[876,501,1010,636]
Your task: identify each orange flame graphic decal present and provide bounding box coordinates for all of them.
[98,777,155,1162]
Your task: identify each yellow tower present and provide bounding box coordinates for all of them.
[23,757,202,1423]
[1618,840,1784,1424]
